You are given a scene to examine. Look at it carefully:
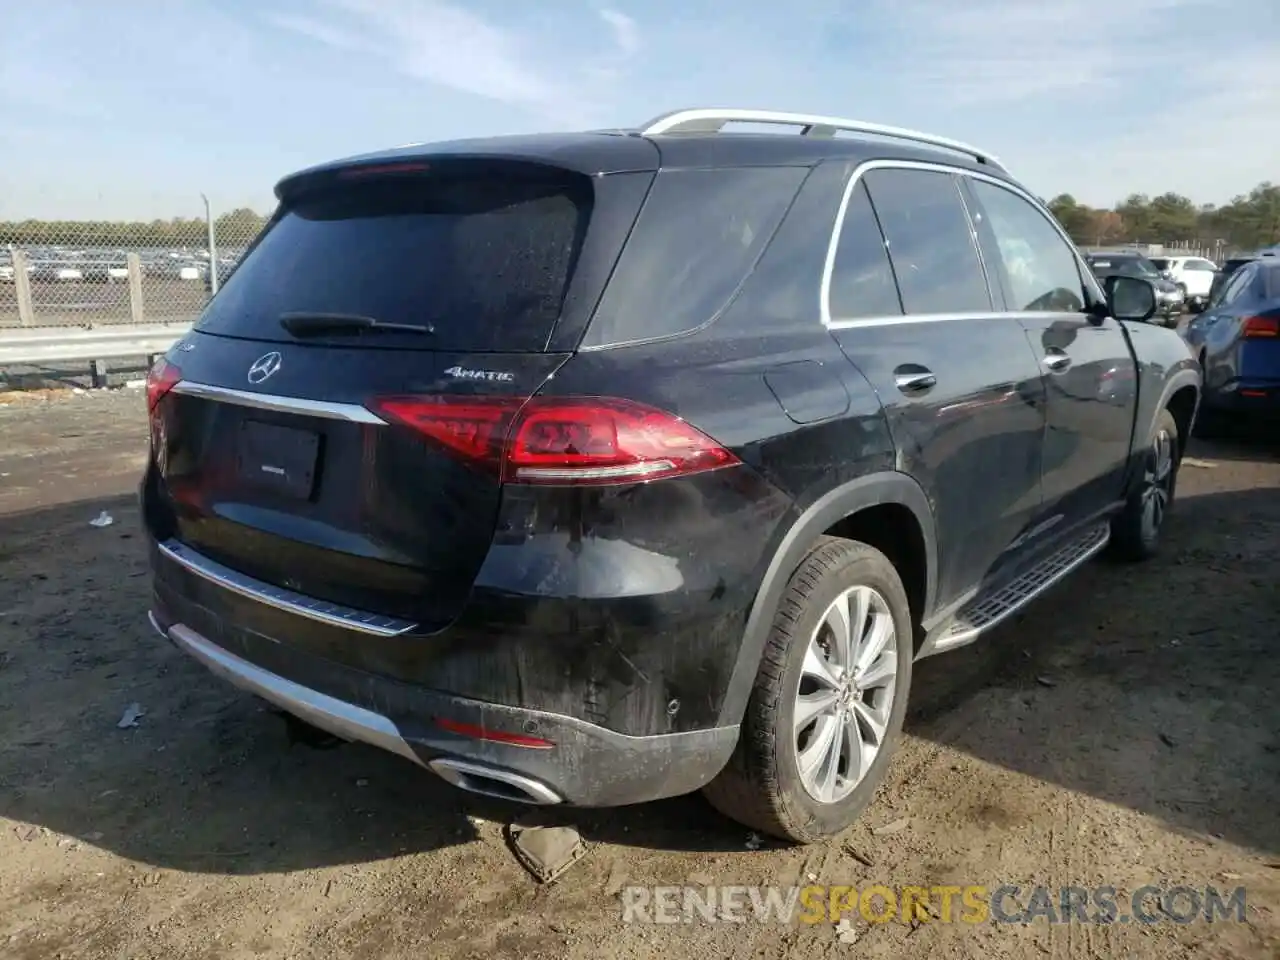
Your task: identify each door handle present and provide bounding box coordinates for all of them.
[894,371,937,393]
[1042,352,1072,373]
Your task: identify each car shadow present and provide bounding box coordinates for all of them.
[1188,428,1280,463]
[0,480,1276,875]
[888,482,1279,858]
[0,493,750,876]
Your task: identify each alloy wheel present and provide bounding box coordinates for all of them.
[1141,428,1175,540]
[793,585,898,804]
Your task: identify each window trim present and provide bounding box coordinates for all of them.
[820,159,1105,330]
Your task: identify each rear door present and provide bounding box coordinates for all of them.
[963,176,1135,533]
[147,159,653,628]
[826,165,1047,608]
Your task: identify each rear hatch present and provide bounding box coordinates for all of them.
[147,156,653,628]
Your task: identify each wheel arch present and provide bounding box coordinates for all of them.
[1165,379,1200,452]
[717,472,938,727]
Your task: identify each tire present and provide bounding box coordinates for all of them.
[702,536,913,843]
[1108,408,1180,561]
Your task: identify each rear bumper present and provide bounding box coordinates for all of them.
[1202,381,1280,417]
[147,597,739,808]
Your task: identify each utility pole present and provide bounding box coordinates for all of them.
[201,193,219,295]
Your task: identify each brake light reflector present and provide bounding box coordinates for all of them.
[370,395,740,485]
[1242,316,1279,338]
[433,717,554,749]
[146,358,182,413]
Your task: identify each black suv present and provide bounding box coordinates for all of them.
[143,108,1202,843]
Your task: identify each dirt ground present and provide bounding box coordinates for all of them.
[0,388,1277,960]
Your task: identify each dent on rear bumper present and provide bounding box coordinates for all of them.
[147,603,739,807]
[147,462,791,739]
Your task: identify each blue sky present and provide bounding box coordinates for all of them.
[2,0,1276,221]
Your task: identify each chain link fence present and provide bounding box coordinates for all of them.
[1,205,266,329]
[1080,240,1241,260]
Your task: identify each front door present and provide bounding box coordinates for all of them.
[962,177,1135,533]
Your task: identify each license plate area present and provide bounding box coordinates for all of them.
[235,420,320,500]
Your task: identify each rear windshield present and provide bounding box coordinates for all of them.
[196,168,592,351]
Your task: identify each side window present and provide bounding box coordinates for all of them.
[1217,265,1255,306]
[861,168,991,314]
[967,179,1085,313]
[1187,259,1216,272]
[828,180,902,319]
[582,166,806,346]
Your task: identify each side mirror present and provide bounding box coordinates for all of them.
[1103,275,1157,322]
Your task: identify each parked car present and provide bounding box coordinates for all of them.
[142,108,1201,843]
[1207,250,1278,305]
[81,258,130,283]
[1084,252,1183,324]
[1183,256,1280,436]
[29,259,83,282]
[1148,255,1218,312]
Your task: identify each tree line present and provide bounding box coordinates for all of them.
[1047,182,1280,251]
[3,182,1279,253]
[0,208,269,249]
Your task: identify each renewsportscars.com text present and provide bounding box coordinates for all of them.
[621,884,1247,926]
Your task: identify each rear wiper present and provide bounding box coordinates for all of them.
[279,312,435,337]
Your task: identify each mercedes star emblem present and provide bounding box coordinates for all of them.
[247,351,283,385]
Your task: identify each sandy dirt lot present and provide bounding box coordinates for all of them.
[0,388,1277,960]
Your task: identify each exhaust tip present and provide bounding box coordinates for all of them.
[428,757,563,805]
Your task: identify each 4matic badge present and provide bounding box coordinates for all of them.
[443,365,514,383]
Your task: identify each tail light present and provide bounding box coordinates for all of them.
[1242,316,1279,338]
[146,357,182,413]
[336,162,430,179]
[370,395,740,486]
[146,358,181,462]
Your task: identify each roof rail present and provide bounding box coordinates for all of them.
[638,108,1003,169]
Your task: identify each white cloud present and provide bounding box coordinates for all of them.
[848,0,1280,204]
[268,0,641,125]
[871,0,1215,105]
[599,9,640,58]
[1078,57,1280,206]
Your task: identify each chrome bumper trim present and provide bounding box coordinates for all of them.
[157,539,417,638]
[169,380,387,424]
[160,618,426,767]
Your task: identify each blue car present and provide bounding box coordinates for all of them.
[1184,253,1280,436]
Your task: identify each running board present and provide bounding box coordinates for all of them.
[922,522,1111,656]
